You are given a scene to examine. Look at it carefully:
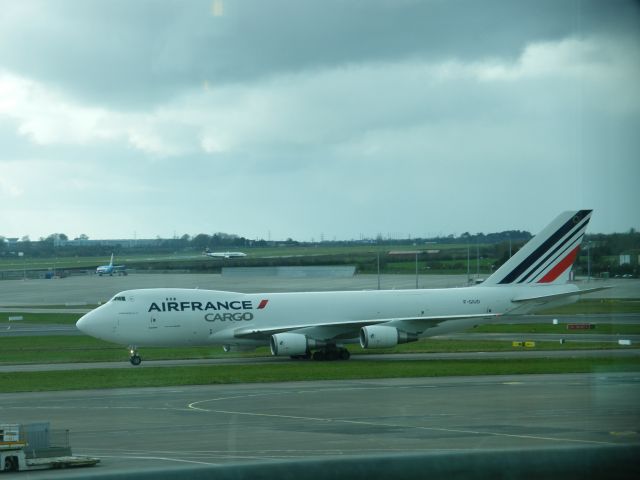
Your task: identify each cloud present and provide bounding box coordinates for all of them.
[0,71,117,146]
[0,1,638,239]
[1,0,637,108]
[3,34,637,162]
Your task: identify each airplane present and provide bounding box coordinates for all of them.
[95,254,127,276]
[77,210,607,365]
[203,248,247,258]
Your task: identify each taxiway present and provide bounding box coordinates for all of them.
[0,273,635,307]
[0,373,638,478]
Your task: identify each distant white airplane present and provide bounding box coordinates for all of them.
[78,211,606,365]
[203,249,247,258]
[96,254,127,276]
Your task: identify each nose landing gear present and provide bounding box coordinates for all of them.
[129,346,142,366]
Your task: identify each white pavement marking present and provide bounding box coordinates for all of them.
[187,383,617,447]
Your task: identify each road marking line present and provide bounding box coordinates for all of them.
[187,405,615,446]
[87,454,221,466]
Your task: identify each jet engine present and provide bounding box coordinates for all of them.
[359,325,418,349]
[270,333,320,356]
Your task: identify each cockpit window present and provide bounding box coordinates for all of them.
[112,296,126,302]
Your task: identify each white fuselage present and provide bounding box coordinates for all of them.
[76,284,578,348]
[205,252,247,258]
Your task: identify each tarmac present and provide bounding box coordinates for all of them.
[0,373,638,478]
[0,273,638,478]
[0,273,636,306]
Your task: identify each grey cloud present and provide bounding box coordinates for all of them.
[1,0,638,239]
[0,0,637,109]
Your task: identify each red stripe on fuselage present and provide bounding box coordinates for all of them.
[257,299,269,309]
[537,246,580,283]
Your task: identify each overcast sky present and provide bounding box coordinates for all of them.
[1,0,638,241]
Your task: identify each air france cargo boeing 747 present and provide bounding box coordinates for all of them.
[77,210,605,365]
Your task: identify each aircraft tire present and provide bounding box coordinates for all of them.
[339,349,351,360]
[312,351,325,361]
[130,355,142,366]
[290,352,311,360]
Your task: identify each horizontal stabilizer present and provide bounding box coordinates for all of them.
[511,286,611,303]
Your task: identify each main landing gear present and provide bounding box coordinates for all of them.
[290,346,351,361]
[129,346,142,366]
[313,347,350,361]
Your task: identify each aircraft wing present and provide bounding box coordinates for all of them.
[232,313,501,341]
[511,286,611,303]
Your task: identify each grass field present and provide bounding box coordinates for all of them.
[469,323,640,335]
[540,298,640,315]
[0,243,477,269]
[1,357,638,393]
[0,241,502,276]
[1,312,82,324]
[1,335,635,366]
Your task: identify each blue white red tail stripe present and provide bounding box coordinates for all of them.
[520,215,590,283]
[482,210,592,286]
[537,245,580,283]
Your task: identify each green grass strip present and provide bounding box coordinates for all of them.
[1,312,82,324]
[1,358,638,393]
[1,335,635,365]
[469,323,640,335]
[540,298,640,314]
[1,305,98,310]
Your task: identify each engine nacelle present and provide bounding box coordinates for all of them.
[223,344,257,353]
[359,325,418,349]
[270,333,319,356]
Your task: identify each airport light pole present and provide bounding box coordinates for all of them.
[587,241,591,282]
[476,238,480,280]
[388,250,421,289]
[19,251,25,280]
[467,244,470,284]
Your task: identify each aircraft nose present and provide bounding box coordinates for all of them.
[76,309,113,340]
[76,311,93,334]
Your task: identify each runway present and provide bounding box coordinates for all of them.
[0,373,638,478]
[0,273,636,307]
[0,273,467,305]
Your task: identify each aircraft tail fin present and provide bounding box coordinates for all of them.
[481,210,592,286]
[109,253,114,267]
